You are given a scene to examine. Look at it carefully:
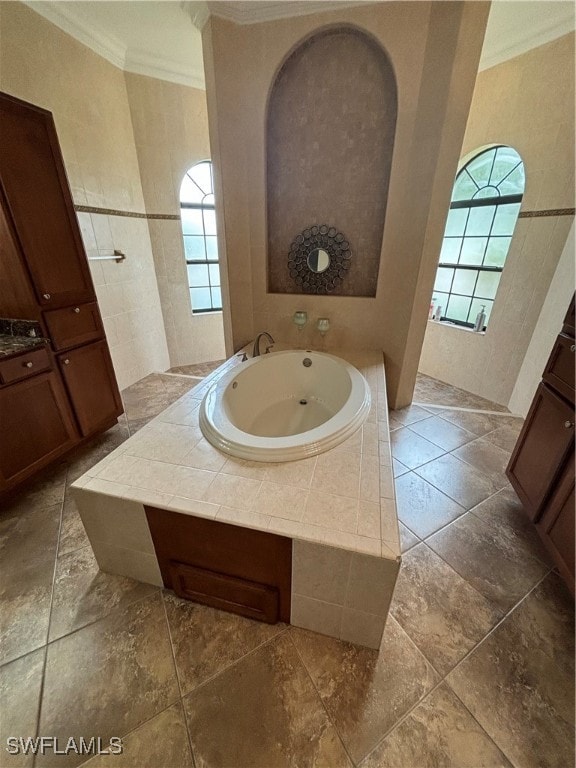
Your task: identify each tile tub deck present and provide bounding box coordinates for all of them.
[72,347,400,649]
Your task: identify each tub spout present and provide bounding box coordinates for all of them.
[253,332,275,357]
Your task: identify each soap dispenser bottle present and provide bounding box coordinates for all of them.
[474,305,486,332]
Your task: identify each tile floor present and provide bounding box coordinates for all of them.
[0,372,573,768]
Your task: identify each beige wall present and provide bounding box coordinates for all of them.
[419,33,575,407]
[266,27,396,297]
[508,221,575,416]
[125,73,225,367]
[0,2,170,389]
[203,1,490,407]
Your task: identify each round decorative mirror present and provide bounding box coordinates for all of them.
[288,225,352,294]
[307,248,330,273]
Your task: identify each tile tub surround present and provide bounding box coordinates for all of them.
[71,348,400,650]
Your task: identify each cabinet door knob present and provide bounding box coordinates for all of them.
[74,307,80,313]
[43,293,51,300]
[571,345,575,353]
[24,361,33,368]
[63,359,70,365]
[565,421,574,429]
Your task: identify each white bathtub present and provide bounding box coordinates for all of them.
[199,350,371,462]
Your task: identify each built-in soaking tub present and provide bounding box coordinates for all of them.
[199,350,371,462]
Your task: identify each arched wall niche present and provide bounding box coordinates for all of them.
[266,25,397,296]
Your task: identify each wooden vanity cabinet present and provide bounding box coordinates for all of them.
[507,294,575,595]
[0,91,124,497]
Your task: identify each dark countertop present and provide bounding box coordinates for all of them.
[0,335,49,358]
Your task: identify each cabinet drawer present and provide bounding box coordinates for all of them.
[44,302,103,351]
[0,346,51,385]
[543,333,575,403]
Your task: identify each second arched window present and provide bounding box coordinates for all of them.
[180,160,221,313]
[432,146,524,329]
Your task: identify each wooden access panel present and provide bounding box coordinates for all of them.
[58,340,123,437]
[507,383,575,520]
[0,371,78,485]
[170,562,280,623]
[145,507,292,623]
[0,91,95,309]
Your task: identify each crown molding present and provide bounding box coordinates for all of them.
[480,12,574,70]
[24,1,127,70]
[24,1,206,89]
[205,1,366,26]
[181,1,211,31]
[124,49,206,90]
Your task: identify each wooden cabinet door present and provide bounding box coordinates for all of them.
[58,341,123,437]
[0,372,78,487]
[0,92,95,308]
[536,448,575,596]
[563,294,575,337]
[543,333,575,404]
[0,186,38,320]
[506,383,575,520]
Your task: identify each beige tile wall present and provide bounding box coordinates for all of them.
[0,2,170,389]
[125,73,226,366]
[202,1,490,407]
[291,540,399,649]
[508,221,575,415]
[419,33,575,408]
[78,212,170,388]
[72,485,163,586]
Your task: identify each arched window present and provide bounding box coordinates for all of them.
[432,146,524,329]
[180,160,221,313]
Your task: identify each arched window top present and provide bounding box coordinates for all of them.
[180,160,221,313]
[452,146,524,202]
[180,160,214,205]
[432,145,524,329]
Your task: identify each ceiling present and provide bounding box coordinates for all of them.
[25,0,576,89]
